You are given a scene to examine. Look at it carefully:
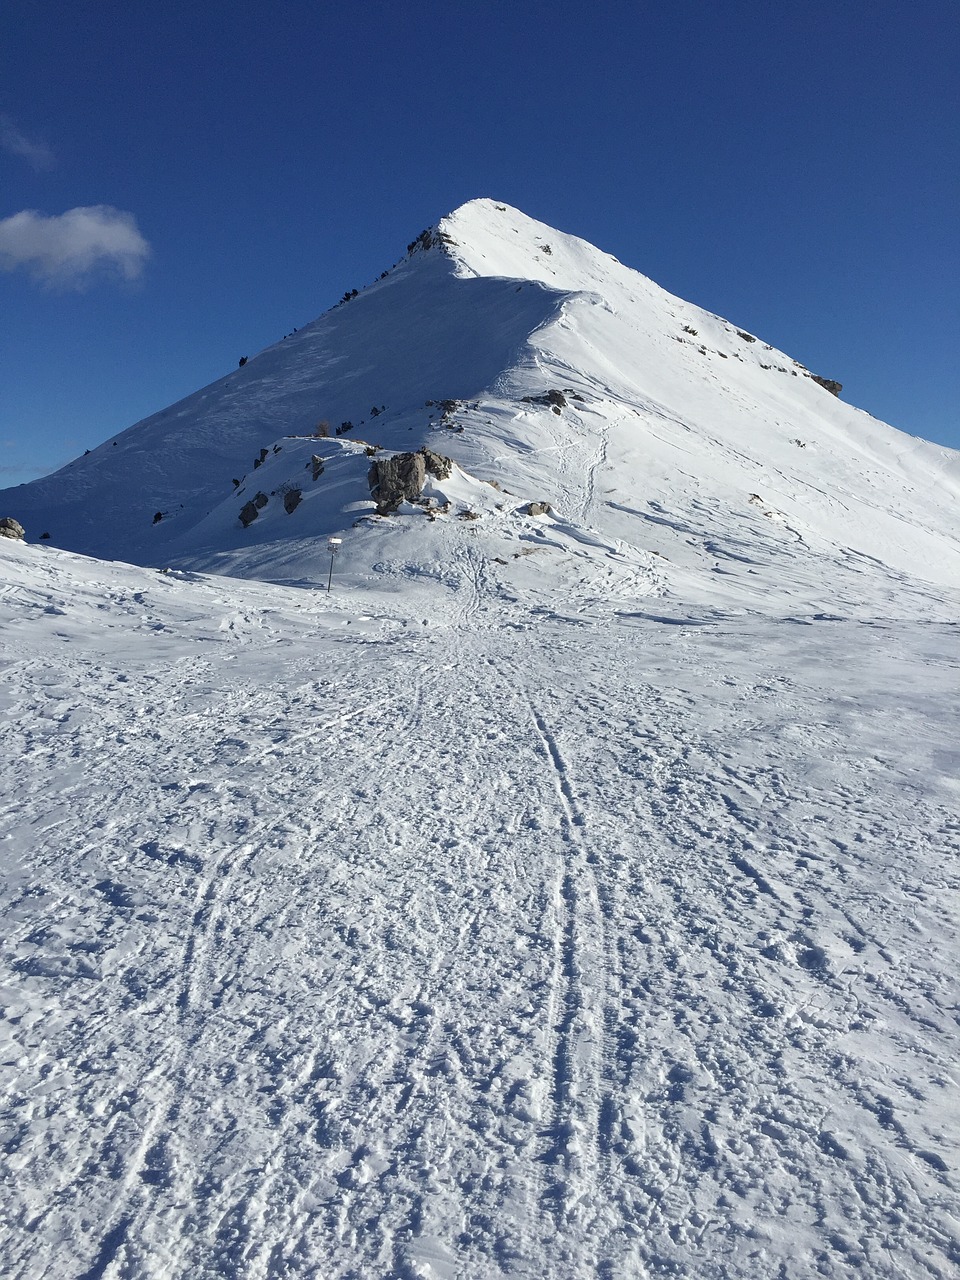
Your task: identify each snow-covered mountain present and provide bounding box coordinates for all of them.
[4,198,959,611]
[2,204,959,1280]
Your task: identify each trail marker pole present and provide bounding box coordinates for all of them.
[326,537,342,592]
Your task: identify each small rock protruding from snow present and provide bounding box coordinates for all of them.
[522,389,567,410]
[239,495,268,527]
[0,517,25,541]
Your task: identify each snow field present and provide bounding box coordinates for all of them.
[2,539,958,1278]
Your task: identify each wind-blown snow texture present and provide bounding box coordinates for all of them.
[2,201,959,1278]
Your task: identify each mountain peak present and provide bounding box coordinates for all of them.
[2,201,958,606]
[406,198,642,296]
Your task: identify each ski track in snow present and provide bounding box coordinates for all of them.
[1,536,959,1280]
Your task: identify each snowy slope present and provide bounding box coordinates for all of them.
[1,536,958,1279]
[2,203,960,1279]
[2,199,959,613]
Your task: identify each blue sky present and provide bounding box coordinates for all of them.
[2,0,957,487]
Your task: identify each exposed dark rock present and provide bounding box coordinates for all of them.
[153,511,163,524]
[0,517,25,541]
[239,501,260,527]
[522,389,567,409]
[368,452,426,513]
[307,455,325,482]
[527,502,553,517]
[283,488,302,514]
[254,492,269,509]
[407,228,457,255]
[736,330,757,343]
[419,448,453,479]
[811,375,842,397]
[253,448,269,469]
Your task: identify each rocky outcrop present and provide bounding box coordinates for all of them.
[239,493,269,528]
[522,389,567,409]
[283,488,302,514]
[527,502,553,517]
[367,448,454,513]
[811,375,842,397]
[368,452,426,513]
[420,448,453,480]
[0,517,25,540]
[407,227,457,256]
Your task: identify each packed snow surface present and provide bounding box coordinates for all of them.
[2,200,959,1277]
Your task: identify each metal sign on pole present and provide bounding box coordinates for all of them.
[326,537,342,592]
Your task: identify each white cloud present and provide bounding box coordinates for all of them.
[0,206,151,288]
[0,115,55,171]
